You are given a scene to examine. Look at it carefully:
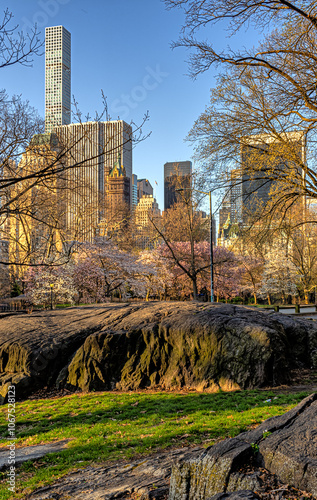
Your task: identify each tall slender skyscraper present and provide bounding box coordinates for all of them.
[45,26,71,133]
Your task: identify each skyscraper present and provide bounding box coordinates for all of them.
[217,170,242,246]
[230,169,243,223]
[54,120,133,242]
[137,179,153,202]
[164,161,192,210]
[218,132,306,245]
[218,191,231,242]
[6,133,64,266]
[164,161,192,178]
[45,26,71,133]
[240,132,305,222]
[132,174,138,209]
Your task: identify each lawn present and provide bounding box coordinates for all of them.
[0,389,310,499]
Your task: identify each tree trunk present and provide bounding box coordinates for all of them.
[253,292,257,305]
[267,294,271,306]
[192,278,198,300]
[304,290,309,305]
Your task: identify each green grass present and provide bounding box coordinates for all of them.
[0,389,310,499]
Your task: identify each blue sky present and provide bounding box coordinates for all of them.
[1,0,258,210]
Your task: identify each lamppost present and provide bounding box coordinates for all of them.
[176,188,214,303]
[50,283,54,310]
[198,189,214,303]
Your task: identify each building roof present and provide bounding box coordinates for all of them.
[109,155,126,178]
[29,133,59,147]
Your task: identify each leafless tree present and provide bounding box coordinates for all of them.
[0,8,43,69]
[165,0,317,232]
[150,175,212,299]
[165,0,317,81]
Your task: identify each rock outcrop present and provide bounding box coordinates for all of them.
[0,302,316,402]
[26,446,203,500]
[169,393,317,499]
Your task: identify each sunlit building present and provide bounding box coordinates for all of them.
[132,174,138,209]
[240,132,306,223]
[164,161,192,210]
[133,195,161,249]
[135,195,160,227]
[137,178,153,202]
[104,156,130,234]
[6,133,65,269]
[54,120,133,242]
[45,26,71,133]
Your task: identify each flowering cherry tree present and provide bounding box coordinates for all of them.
[258,249,298,304]
[72,257,105,303]
[156,242,241,301]
[213,246,242,301]
[239,255,264,304]
[24,241,158,305]
[157,241,210,299]
[25,266,77,307]
[73,240,152,301]
[137,249,173,300]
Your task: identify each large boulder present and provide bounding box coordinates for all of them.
[168,393,317,499]
[57,302,317,392]
[0,302,316,401]
[0,307,108,401]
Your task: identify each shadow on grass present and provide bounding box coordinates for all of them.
[0,389,311,500]
[0,390,310,444]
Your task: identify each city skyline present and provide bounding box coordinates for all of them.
[1,0,239,209]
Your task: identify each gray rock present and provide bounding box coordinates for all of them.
[207,493,259,500]
[0,303,316,401]
[168,393,317,499]
[258,395,317,496]
[227,472,261,493]
[26,446,202,500]
[0,373,32,404]
[0,440,70,470]
[169,438,253,499]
